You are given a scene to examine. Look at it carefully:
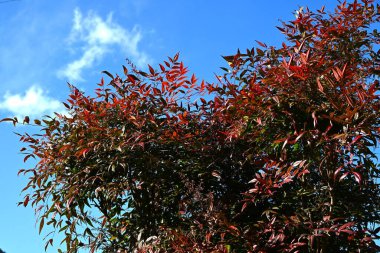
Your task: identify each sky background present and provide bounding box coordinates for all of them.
[0,0,362,252]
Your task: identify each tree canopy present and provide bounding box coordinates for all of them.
[2,0,380,252]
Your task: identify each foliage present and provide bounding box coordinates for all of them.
[2,0,380,252]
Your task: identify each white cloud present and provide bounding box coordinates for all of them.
[0,86,64,118]
[60,46,106,82]
[58,8,150,82]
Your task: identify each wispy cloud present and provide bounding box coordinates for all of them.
[58,8,150,82]
[0,85,64,118]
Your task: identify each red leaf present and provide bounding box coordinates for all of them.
[255,40,267,48]
[0,117,15,123]
[127,74,139,83]
[77,148,90,158]
[23,195,29,207]
[334,166,343,181]
[339,172,349,181]
[339,222,355,231]
[295,132,305,142]
[59,145,71,154]
[332,68,341,81]
[350,135,362,145]
[241,202,248,212]
[312,111,317,127]
[173,53,179,62]
[191,74,197,84]
[317,78,324,93]
[23,116,30,124]
[228,225,240,235]
[102,70,114,80]
[55,202,62,214]
[205,232,211,243]
[352,171,362,184]
[66,196,74,209]
[273,137,287,144]
[24,154,34,163]
[62,102,70,109]
[39,218,45,234]
[122,65,128,75]
[148,65,155,75]
[152,88,161,95]
[256,48,264,56]
[200,80,205,91]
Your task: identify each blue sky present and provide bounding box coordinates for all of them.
[0,0,348,252]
